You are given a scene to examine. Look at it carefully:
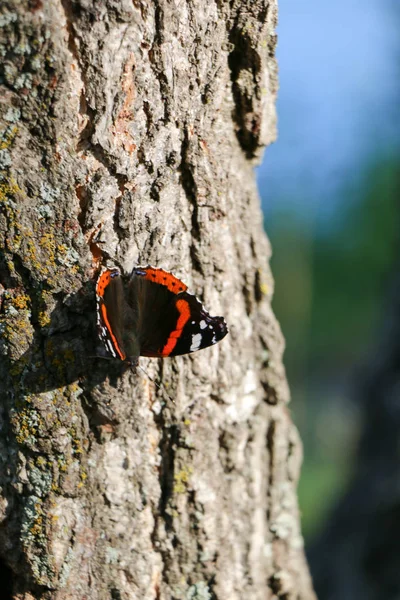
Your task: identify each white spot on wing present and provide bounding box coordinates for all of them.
[199,320,207,329]
[190,333,202,352]
[106,339,117,357]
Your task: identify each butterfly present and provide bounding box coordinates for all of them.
[96,266,228,365]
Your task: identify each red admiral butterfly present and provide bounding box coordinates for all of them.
[96,266,228,365]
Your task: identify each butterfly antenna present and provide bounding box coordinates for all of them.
[136,363,176,405]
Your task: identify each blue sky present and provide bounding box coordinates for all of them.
[257,0,399,219]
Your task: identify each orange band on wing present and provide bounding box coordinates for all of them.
[96,270,113,297]
[160,298,191,356]
[100,303,126,360]
[142,268,188,294]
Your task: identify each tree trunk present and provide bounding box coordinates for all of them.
[0,1,315,599]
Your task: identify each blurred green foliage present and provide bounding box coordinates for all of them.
[297,458,351,540]
[266,156,400,540]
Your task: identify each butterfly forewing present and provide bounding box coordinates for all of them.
[167,292,228,356]
[128,269,228,357]
[97,269,141,361]
[96,270,127,360]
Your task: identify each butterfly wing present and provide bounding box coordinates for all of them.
[162,292,228,357]
[96,269,140,362]
[128,267,228,357]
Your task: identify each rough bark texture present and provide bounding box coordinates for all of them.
[309,268,400,600]
[0,1,315,599]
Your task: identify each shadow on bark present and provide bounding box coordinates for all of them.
[0,557,13,600]
[1,279,129,395]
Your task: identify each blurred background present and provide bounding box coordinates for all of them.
[257,0,400,596]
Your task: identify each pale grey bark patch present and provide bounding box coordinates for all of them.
[0,1,315,598]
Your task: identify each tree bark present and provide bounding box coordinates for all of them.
[0,1,315,599]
